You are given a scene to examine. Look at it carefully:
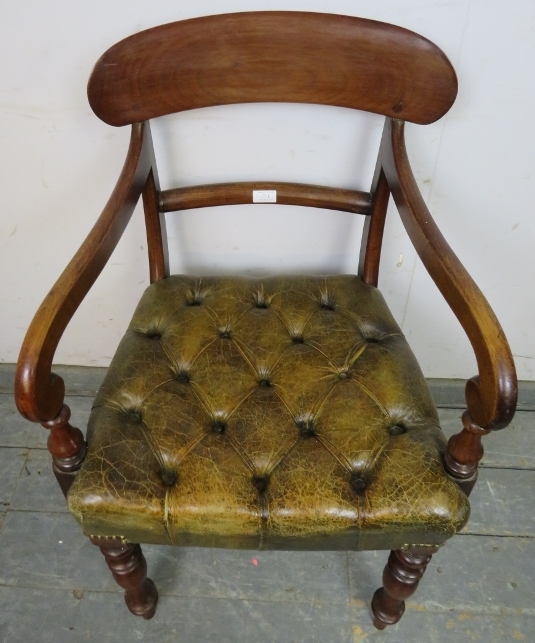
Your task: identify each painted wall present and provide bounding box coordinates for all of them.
[1,1,534,381]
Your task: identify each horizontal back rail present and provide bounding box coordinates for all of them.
[89,12,457,127]
[159,182,372,214]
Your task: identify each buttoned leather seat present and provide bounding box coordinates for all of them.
[68,275,468,550]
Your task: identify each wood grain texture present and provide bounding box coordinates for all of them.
[88,12,457,127]
[372,546,438,629]
[40,403,87,495]
[460,468,535,537]
[160,182,372,214]
[141,123,169,283]
[358,171,389,286]
[358,121,392,285]
[91,538,158,619]
[15,123,153,423]
[443,410,490,496]
[382,118,517,431]
[439,408,535,469]
[143,170,168,283]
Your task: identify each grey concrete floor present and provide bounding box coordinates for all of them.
[0,372,534,642]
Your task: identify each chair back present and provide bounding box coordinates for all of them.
[88,12,457,126]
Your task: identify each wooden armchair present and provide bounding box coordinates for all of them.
[14,12,517,630]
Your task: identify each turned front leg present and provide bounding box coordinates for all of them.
[371,545,438,630]
[91,537,158,619]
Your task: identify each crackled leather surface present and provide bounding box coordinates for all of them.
[68,275,469,550]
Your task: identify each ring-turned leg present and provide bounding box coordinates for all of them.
[371,545,438,630]
[91,537,158,619]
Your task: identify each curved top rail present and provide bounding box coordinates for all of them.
[88,11,457,127]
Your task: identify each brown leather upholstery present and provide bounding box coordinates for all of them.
[68,274,469,550]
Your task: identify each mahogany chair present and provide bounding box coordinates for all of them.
[15,12,517,630]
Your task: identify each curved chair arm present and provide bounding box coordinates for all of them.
[15,122,152,423]
[382,118,517,431]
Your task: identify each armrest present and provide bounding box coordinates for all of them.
[15,122,152,423]
[382,118,517,430]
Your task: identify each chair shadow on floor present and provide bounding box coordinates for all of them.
[145,543,381,609]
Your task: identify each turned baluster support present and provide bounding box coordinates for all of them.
[91,537,158,619]
[372,545,438,630]
[443,410,490,496]
[41,403,87,496]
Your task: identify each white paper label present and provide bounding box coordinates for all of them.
[253,190,277,203]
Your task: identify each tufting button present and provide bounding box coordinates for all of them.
[185,286,204,306]
[338,370,349,380]
[258,379,271,387]
[253,287,270,308]
[320,301,336,311]
[211,420,227,434]
[296,417,316,438]
[126,409,142,423]
[218,328,232,339]
[159,469,178,487]
[291,335,304,344]
[175,370,190,385]
[319,291,336,310]
[388,424,407,436]
[252,476,269,493]
[365,336,380,344]
[145,329,161,339]
[350,474,367,494]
